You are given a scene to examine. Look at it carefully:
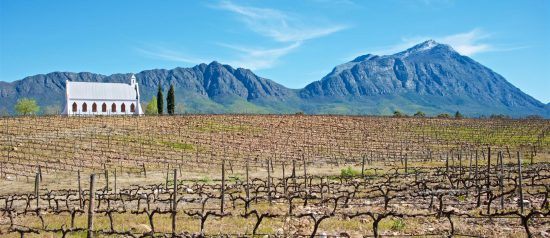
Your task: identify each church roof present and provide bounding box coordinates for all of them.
[66,81,138,100]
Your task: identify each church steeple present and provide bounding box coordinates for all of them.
[130,74,136,85]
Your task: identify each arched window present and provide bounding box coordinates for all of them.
[111,103,117,112]
[102,103,107,112]
[121,103,126,112]
[82,103,87,112]
[92,103,97,112]
[130,103,135,112]
[72,102,77,112]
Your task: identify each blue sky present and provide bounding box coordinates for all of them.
[1,0,549,102]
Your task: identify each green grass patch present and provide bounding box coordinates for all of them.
[340,166,361,178]
[390,218,406,231]
[158,140,194,150]
[411,122,549,147]
[228,175,242,183]
[196,176,212,184]
[195,120,263,134]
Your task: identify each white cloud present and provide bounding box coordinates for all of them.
[137,42,301,71]
[212,0,348,69]
[437,28,492,55]
[138,1,347,70]
[216,1,349,42]
[217,42,301,70]
[360,28,527,57]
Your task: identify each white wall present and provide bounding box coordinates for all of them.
[67,99,142,116]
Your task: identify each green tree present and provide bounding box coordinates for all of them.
[489,114,510,119]
[167,84,175,115]
[525,115,543,120]
[15,98,40,116]
[454,111,464,119]
[393,110,405,118]
[437,113,451,118]
[145,96,158,115]
[157,83,164,114]
[413,111,426,117]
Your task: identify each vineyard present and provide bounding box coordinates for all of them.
[0,115,549,237]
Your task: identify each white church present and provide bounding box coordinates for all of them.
[62,74,144,116]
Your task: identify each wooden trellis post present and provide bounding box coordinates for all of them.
[445,154,449,173]
[172,168,178,235]
[361,155,366,176]
[165,165,170,190]
[114,168,117,197]
[246,159,250,201]
[486,147,491,200]
[267,159,272,205]
[302,156,307,191]
[38,166,42,182]
[499,152,504,210]
[34,173,40,209]
[404,153,408,174]
[87,174,96,238]
[221,159,225,213]
[474,150,479,181]
[142,163,147,178]
[282,161,287,194]
[517,151,524,214]
[104,169,109,192]
[78,170,83,209]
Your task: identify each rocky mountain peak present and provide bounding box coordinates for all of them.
[299,40,547,117]
[1,41,548,117]
[351,54,377,62]
[395,40,455,58]
[207,61,223,67]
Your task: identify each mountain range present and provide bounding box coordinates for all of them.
[1,40,548,117]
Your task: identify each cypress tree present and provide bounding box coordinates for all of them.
[167,84,175,115]
[157,83,164,114]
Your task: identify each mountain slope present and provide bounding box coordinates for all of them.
[299,40,548,116]
[0,62,301,114]
[0,41,548,117]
